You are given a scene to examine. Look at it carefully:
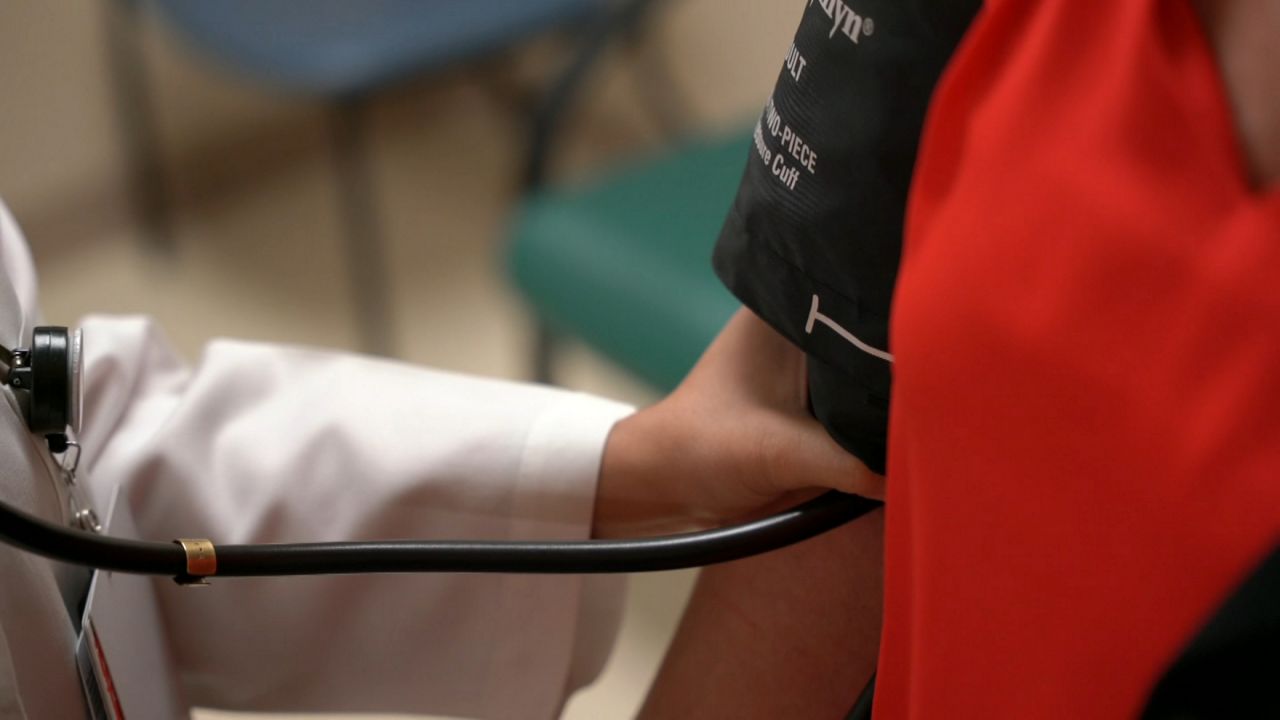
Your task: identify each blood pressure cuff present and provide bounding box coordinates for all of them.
[712,0,979,473]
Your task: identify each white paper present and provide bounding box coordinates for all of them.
[78,488,187,720]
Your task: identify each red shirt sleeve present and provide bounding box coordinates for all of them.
[877,0,1280,716]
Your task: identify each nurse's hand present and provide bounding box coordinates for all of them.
[594,307,883,538]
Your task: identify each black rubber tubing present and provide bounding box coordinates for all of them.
[0,490,880,578]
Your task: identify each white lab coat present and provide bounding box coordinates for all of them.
[0,201,632,719]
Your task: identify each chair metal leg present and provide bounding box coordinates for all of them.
[532,321,558,385]
[105,0,173,253]
[522,0,657,191]
[517,0,661,381]
[624,3,692,140]
[330,98,395,357]
[473,52,540,120]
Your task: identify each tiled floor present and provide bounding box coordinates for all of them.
[16,2,801,716]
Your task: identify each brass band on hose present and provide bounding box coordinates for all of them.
[174,538,216,585]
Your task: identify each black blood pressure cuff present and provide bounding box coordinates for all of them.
[712,0,979,473]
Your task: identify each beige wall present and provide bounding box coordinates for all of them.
[0,1,801,252]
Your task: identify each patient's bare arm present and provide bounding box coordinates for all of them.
[1191,0,1279,186]
[595,307,882,538]
[602,307,883,714]
[640,508,883,718]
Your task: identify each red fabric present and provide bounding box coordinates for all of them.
[877,1,1280,717]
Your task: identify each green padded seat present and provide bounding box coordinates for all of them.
[509,130,750,391]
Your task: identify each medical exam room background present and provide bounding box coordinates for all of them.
[0,1,798,718]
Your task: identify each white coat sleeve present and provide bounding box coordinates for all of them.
[75,316,632,719]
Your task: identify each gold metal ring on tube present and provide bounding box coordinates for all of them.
[175,538,216,583]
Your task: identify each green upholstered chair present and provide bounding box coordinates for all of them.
[508,129,750,391]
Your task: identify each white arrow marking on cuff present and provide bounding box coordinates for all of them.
[804,294,894,363]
